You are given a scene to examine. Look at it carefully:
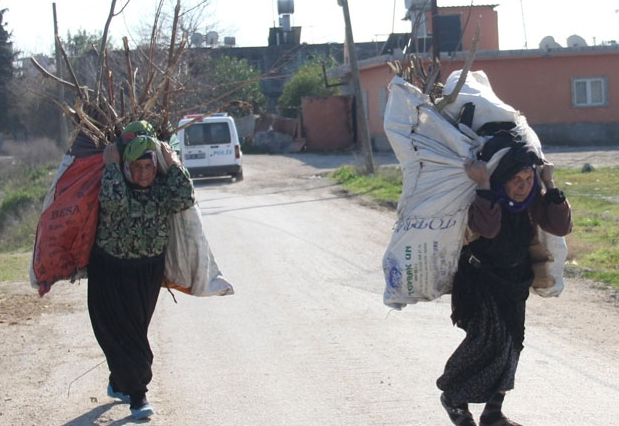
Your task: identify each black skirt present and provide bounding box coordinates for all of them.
[436,251,531,405]
[87,245,165,396]
[436,291,521,405]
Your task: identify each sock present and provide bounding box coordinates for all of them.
[480,392,506,423]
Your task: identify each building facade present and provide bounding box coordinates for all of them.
[347,4,619,148]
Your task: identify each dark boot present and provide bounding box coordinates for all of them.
[479,392,523,426]
[440,393,477,426]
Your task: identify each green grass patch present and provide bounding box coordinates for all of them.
[0,252,32,282]
[555,167,619,289]
[0,158,56,255]
[331,165,402,207]
[332,164,619,290]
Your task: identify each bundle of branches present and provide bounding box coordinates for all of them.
[30,0,188,147]
[388,18,481,111]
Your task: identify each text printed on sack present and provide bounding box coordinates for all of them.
[394,217,457,233]
[51,205,81,220]
[404,242,429,295]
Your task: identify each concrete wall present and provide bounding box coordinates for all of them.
[534,122,619,146]
[301,95,354,151]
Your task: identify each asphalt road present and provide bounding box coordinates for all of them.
[1,151,618,425]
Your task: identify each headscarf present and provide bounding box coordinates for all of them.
[117,120,156,159]
[122,136,159,185]
[478,130,543,212]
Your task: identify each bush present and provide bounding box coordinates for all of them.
[0,190,42,225]
[0,138,60,252]
[278,59,340,118]
[0,137,65,167]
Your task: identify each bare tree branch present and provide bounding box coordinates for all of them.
[30,56,93,95]
[56,36,88,101]
[95,0,118,100]
[436,22,481,111]
[122,37,138,115]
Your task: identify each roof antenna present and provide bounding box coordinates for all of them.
[392,0,397,33]
[520,0,528,49]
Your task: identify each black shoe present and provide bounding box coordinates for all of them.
[479,413,523,426]
[440,393,477,426]
[130,393,154,420]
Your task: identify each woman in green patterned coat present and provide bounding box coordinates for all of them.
[87,124,195,420]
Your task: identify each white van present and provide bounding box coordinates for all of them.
[176,113,243,181]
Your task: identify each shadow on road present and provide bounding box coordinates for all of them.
[61,402,137,426]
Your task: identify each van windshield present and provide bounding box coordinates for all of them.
[185,122,231,145]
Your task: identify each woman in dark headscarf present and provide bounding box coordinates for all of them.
[437,131,572,426]
[87,122,195,420]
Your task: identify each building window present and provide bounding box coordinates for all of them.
[572,76,608,107]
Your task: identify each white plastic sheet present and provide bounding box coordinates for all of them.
[157,148,234,297]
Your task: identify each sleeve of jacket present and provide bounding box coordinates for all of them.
[162,163,196,213]
[531,189,573,236]
[467,189,502,239]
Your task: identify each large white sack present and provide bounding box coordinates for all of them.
[156,147,234,297]
[382,77,504,309]
[439,69,520,132]
[383,75,568,308]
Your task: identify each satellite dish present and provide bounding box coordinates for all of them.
[567,34,588,47]
[205,31,219,46]
[539,36,562,50]
[190,32,204,47]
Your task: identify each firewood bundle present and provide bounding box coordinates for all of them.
[388,23,481,110]
[29,0,188,147]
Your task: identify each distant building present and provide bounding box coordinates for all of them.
[330,4,619,148]
[197,40,382,114]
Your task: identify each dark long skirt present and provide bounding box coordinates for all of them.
[87,245,165,397]
[436,295,520,405]
[436,253,529,406]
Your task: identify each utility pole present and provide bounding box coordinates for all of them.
[338,0,374,175]
[431,0,440,64]
[52,3,69,147]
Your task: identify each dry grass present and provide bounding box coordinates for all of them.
[0,137,65,167]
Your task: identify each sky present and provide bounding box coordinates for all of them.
[2,0,619,56]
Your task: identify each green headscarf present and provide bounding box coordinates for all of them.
[123,136,159,162]
[118,120,157,159]
[121,120,156,140]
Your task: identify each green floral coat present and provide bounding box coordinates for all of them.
[95,163,195,259]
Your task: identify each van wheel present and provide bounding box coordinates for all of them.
[233,168,244,182]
